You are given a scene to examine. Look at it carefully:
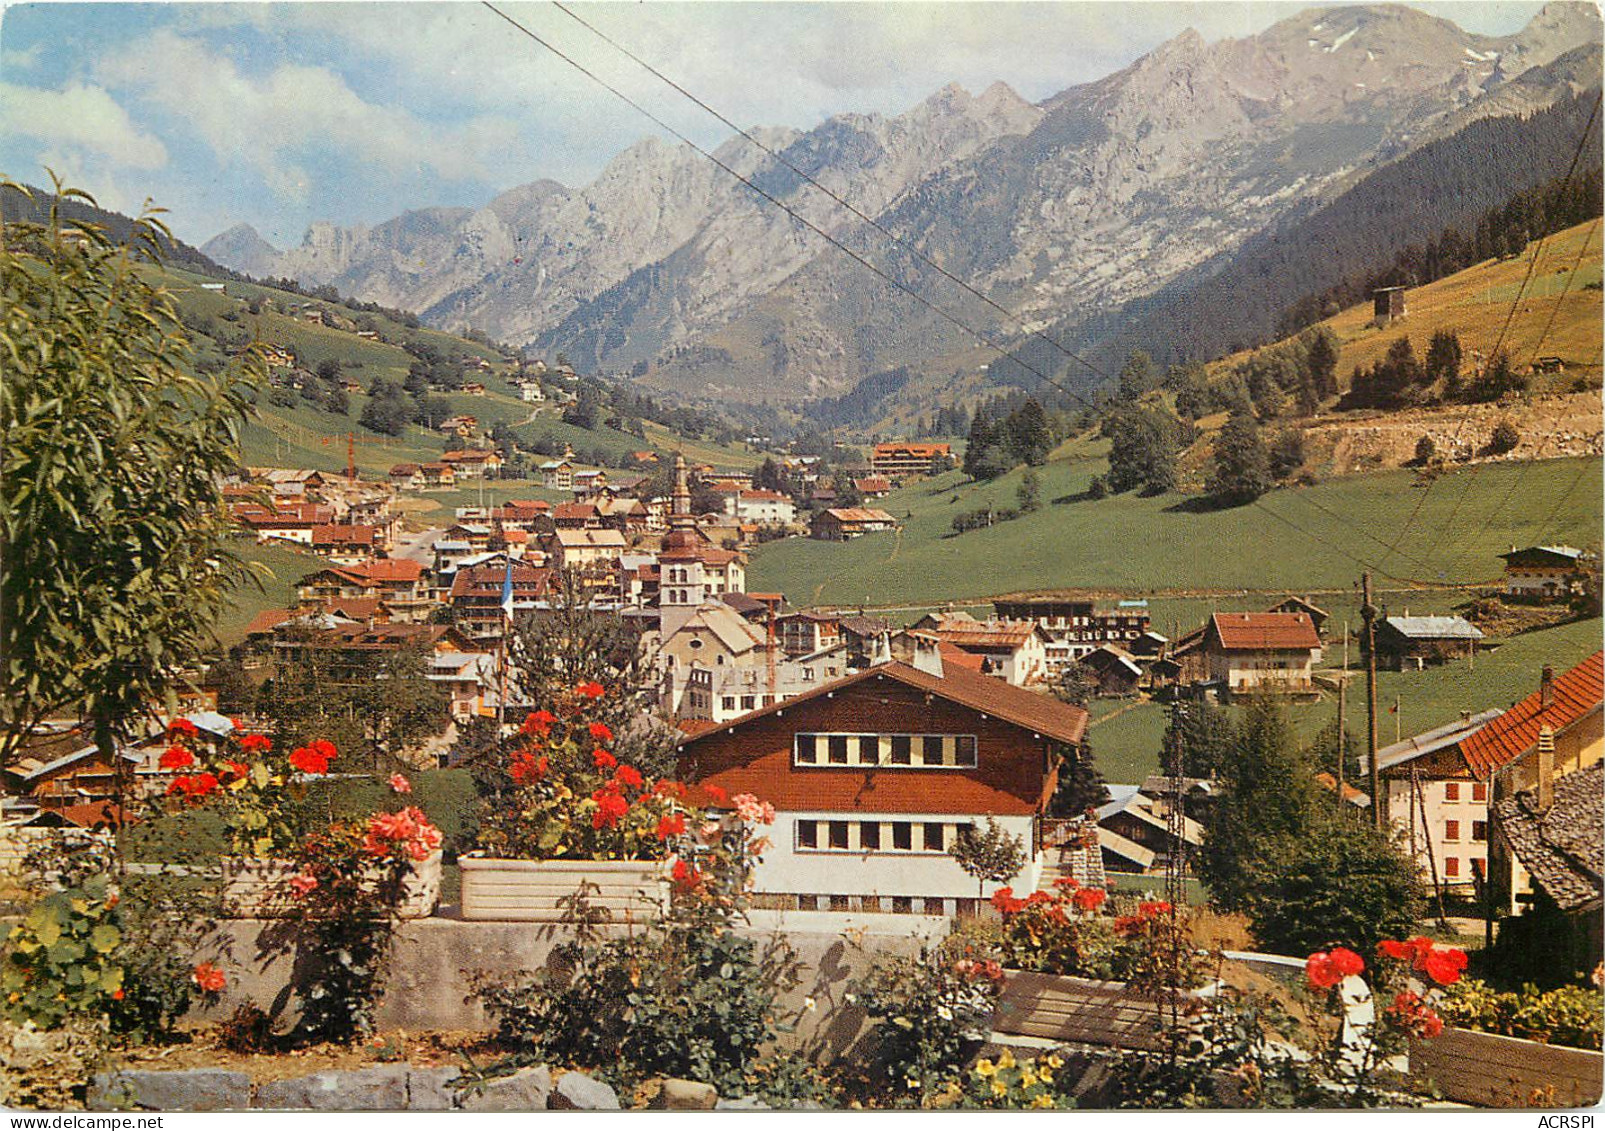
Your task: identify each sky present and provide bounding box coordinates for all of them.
[0,1,1550,247]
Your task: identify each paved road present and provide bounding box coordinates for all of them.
[392,526,446,565]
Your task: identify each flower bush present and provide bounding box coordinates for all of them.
[2,872,126,1029]
[476,685,706,862]
[933,1048,1077,1110]
[1438,978,1604,1051]
[148,722,337,857]
[987,883,1208,989]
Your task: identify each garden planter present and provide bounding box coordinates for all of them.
[990,970,1178,1053]
[1409,1025,1604,1108]
[458,857,666,923]
[220,852,442,920]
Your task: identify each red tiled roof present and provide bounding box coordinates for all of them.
[324,597,382,620]
[872,442,950,458]
[311,524,378,545]
[448,562,552,600]
[554,502,599,519]
[821,507,896,523]
[1460,651,1603,778]
[938,643,986,672]
[935,620,1037,650]
[354,559,424,583]
[1208,612,1321,652]
[677,660,1088,749]
[243,608,297,636]
[390,464,420,476]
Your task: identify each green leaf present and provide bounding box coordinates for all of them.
[90,924,121,954]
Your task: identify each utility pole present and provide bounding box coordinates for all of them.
[1337,618,1349,809]
[1362,573,1382,830]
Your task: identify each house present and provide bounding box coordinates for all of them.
[308,524,382,566]
[572,469,609,497]
[910,613,1049,687]
[594,496,650,534]
[1489,762,1602,980]
[1469,653,1604,916]
[1096,787,1204,875]
[853,476,892,499]
[725,489,796,526]
[1078,645,1143,696]
[870,442,951,478]
[1374,615,1483,671]
[1498,545,1592,602]
[1378,709,1506,897]
[675,652,1089,916]
[232,499,335,544]
[992,597,1153,673]
[520,382,546,403]
[445,522,494,551]
[427,651,502,722]
[551,502,602,530]
[431,540,477,577]
[295,559,431,619]
[1266,596,1331,636]
[540,461,575,491]
[778,611,842,657]
[418,463,456,488]
[657,602,769,718]
[1202,612,1322,696]
[461,382,487,396]
[811,507,899,541]
[448,561,555,640]
[442,449,502,480]
[551,528,627,570]
[1372,285,1407,325]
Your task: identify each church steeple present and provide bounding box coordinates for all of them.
[671,453,693,531]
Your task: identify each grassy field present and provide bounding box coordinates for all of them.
[747,449,1601,608]
[212,539,329,644]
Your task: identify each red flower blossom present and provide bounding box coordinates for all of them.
[1138,900,1172,918]
[1378,939,1414,961]
[591,790,629,829]
[703,784,728,806]
[159,745,195,770]
[1306,952,1343,989]
[1386,991,1445,1039]
[165,773,219,801]
[592,747,617,770]
[613,764,644,789]
[112,989,124,1001]
[589,721,614,743]
[167,719,199,738]
[389,773,412,794]
[240,733,272,754]
[289,872,319,898]
[576,681,605,699]
[1421,945,1468,987]
[1073,886,1108,912]
[1051,876,1081,890]
[289,743,333,775]
[520,710,557,737]
[1329,947,1365,978]
[510,752,548,785]
[192,963,227,993]
[670,857,704,891]
[656,813,686,841]
[990,886,1026,915]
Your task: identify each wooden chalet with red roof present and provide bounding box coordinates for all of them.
[870,442,951,478]
[675,648,1088,916]
[295,559,432,620]
[448,561,554,640]
[1202,611,1322,695]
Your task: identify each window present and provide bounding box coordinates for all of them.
[740,695,755,711]
[1472,783,1487,802]
[828,821,850,850]
[923,823,945,851]
[1444,857,1460,878]
[828,735,849,765]
[797,820,818,850]
[1472,820,1487,842]
[891,896,913,914]
[721,697,735,712]
[829,894,850,912]
[793,732,978,769]
[892,823,912,851]
[890,736,912,765]
[1444,820,1460,841]
[860,822,881,850]
[1444,783,1460,802]
[795,735,818,765]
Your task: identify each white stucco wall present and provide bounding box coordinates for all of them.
[754,810,1042,902]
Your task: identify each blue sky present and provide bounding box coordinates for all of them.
[0,1,1548,247]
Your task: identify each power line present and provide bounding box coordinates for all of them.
[1380,91,1602,561]
[479,1,1109,418]
[548,0,1118,389]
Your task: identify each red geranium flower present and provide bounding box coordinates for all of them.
[990,886,1026,915]
[289,744,333,775]
[1421,945,1468,986]
[520,710,557,737]
[703,784,728,806]
[1378,939,1413,961]
[670,857,704,891]
[1073,887,1108,912]
[1138,900,1172,918]
[511,752,548,785]
[159,744,195,770]
[613,764,643,789]
[1329,947,1365,978]
[592,747,617,769]
[656,813,686,840]
[240,733,272,755]
[1051,876,1081,890]
[591,790,629,828]
[576,681,605,699]
[192,963,227,993]
[589,721,614,743]
[167,719,199,738]
[1306,952,1342,989]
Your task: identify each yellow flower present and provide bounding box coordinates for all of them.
[1037,1068,1055,1085]
[990,1081,1007,1098]
[1044,1054,1064,1069]
[1020,1071,1038,1089]
[997,1049,1016,1070]
[1031,1094,1056,1109]
[974,1059,996,1078]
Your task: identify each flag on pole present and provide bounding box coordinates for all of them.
[500,558,516,622]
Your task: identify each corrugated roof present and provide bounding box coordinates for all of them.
[1209,612,1321,651]
[1378,709,1504,773]
[1382,615,1484,641]
[675,660,1088,748]
[1460,652,1603,779]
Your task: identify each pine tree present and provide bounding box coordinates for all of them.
[1118,350,1156,402]
[1304,328,1340,399]
[1004,398,1053,467]
[1425,329,1463,393]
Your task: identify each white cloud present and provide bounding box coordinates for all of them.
[0,81,168,169]
[94,29,517,200]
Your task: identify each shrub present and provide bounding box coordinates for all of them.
[1413,435,1436,465]
[1488,419,1521,454]
[1439,979,1604,1051]
[2,872,126,1029]
[935,1047,1077,1109]
[988,884,1209,989]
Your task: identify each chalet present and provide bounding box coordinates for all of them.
[1472,654,1604,917]
[1374,615,1483,671]
[308,523,382,566]
[428,651,501,723]
[870,442,951,478]
[675,653,1089,915]
[1202,612,1322,696]
[992,597,1153,672]
[726,489,796,526]
[259,345,296,370]
[233,500,334,544]
[1372,285,1407,325]
[595,496,649,534]
[779,611,842,657]
[253,468,326,497]
[387,465,421,490]
[442,449,502,480]
[629,451,659,465]
[1379,709,1506,897]
[1096,788,1204,875]
[552,502,602,530]
[270,623,478,676]
[1266,596,1330,636]
[572,469,608,497]
[491,500,551,533]
[540,461,575,491]
[448,561,554,640]
[418,463,456,488]
[520,382,546,403]
[811,507,899,541]
[551,527,627,570]
[700,470,754,491]
[295,559,431,619]
[853,476,892,499]
[445,523,494,552]
[1489,762,1602,979]
[839,615,894,669]
[432,540,477,577]
[1498,545,1592,602]
[1079,645,1143,696]
[912,612,1049,687]
[461,381,487,396]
